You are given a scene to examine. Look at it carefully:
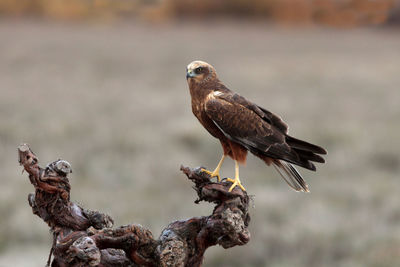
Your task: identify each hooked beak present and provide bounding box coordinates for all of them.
[186,69,195,79]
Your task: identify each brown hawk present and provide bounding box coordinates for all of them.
[186,60,327,192]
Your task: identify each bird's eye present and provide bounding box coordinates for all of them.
[195,67,203,74]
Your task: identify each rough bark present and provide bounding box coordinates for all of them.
[18,144,250,267]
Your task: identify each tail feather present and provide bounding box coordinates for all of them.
[273,160,309,192]
[294,149,325,163]
[286,136,327,155]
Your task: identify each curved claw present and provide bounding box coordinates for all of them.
[226,178,246,192]
[201,168,221,182]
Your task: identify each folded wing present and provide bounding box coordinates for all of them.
[204,91,326,192]
[205,92,305,167]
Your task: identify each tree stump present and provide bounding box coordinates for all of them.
[18,144,250,266]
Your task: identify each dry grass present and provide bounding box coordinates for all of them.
[0,20,399,266]
[0,0,396,26]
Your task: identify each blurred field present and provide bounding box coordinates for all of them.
[0,20,400,267]
[0,0,396,27]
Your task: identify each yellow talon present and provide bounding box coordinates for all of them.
[201,168,221,182]
[226,160,246,192]
[200,156,246,191]
[201,155,226,182]
[226,178,246,192]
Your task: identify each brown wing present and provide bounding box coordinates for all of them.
[205,91,328,192]
[204,93,300,164]
[219,92,289,133]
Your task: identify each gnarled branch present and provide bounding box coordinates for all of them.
[18,144,250,266]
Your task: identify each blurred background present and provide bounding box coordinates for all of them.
[1,0,400,266]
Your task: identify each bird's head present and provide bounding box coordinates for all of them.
[186,60,217,85]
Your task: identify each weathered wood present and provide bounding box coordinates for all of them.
[18,144,250,266]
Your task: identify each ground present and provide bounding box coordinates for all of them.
[0,20,399,267]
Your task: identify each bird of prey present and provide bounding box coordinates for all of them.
[186,60,327,192]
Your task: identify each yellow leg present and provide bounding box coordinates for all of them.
[201,155,225,182]
[226,161,246,192]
